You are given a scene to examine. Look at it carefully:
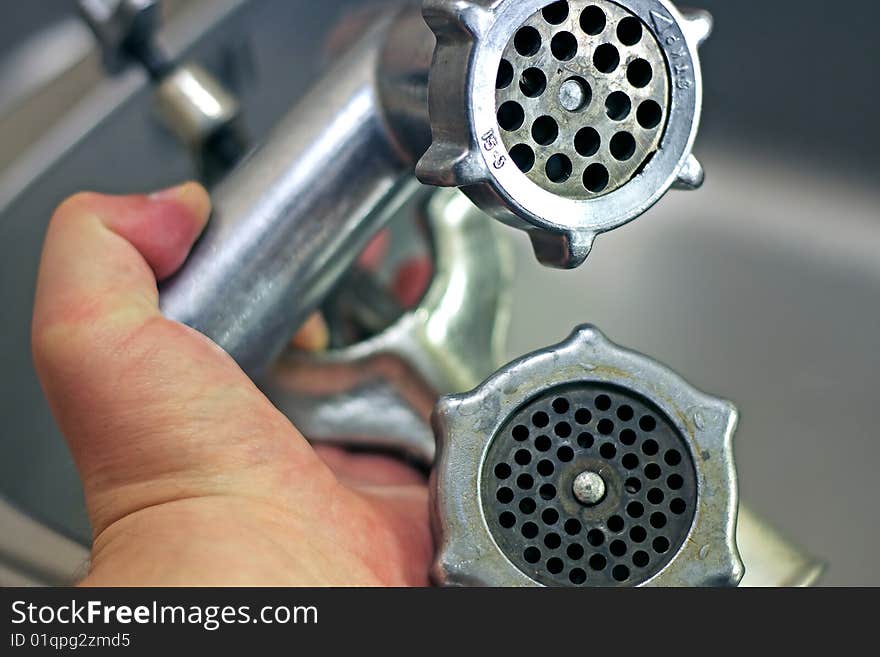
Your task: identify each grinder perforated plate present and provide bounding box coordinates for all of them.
[495,0,669,198]
[481,383,696,586]
[418,0,711,268]
[431,325,741,587]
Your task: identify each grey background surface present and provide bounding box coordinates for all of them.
[5,1,876,178]
[1,0,878,585]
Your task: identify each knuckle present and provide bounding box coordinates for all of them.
[31,316,94,373]
[52,192,102,225]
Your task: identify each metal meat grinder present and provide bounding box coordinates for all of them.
[77,0,823,586]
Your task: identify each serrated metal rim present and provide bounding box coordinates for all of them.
[420,0,707,267]
[431,324,743,587]
[472,0,700,230]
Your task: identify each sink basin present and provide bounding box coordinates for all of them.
[505,152,880,586]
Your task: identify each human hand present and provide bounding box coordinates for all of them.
[31,183,431,586]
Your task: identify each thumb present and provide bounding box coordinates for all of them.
[32,184,327,537]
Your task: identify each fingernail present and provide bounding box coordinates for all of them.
[149,182,212,217]
[290,313,330,353]
[149,183,189,202]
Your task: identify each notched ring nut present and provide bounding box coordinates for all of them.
[418,0,711,269]
[430,324,743,587]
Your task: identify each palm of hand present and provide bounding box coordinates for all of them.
[32,185,431,586]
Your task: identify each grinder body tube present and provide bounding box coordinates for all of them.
[160,0,712,376]
[159,8,433,376]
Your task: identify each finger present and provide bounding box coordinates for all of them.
[32,184,329,536]
[289,312,329,352]
[361,485,432,586]
[313,446,427,487]
[392,256,433,308]
[357,229,390,271]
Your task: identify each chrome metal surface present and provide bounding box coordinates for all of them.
[160,7,434,377]
[417,0,710,269]
[79,0,247,182]
[0,0,366,545]
[572,470,606,505]
[737,506,825,587]
[264,188,513,459]
[431,325,742,587]
[495,0,669,198]
[77,0,160,74]
[0,0,864,585]
[160,1,704,375]
[0,0,252,202]
[154,63,240,148]
[264,189,813,587]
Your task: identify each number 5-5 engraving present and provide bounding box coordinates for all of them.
[482,130,507,169]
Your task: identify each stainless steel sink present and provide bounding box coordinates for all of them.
[504,150,880,586]
[1,0,877,585]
